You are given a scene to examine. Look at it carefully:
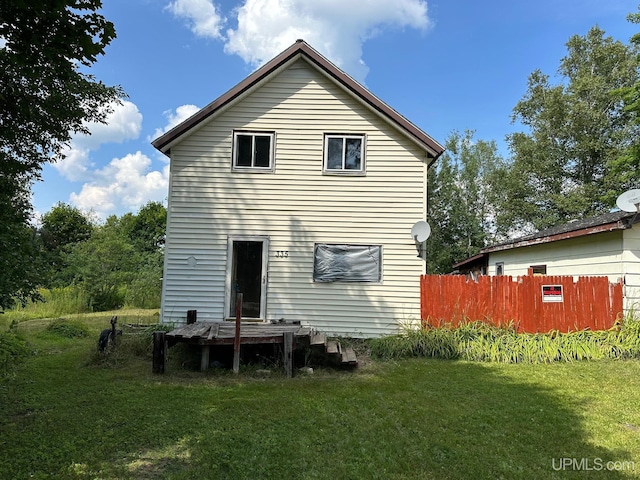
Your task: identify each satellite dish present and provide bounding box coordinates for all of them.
[411,221,430,259]
[616,189,640,213]
[411,221,431,242]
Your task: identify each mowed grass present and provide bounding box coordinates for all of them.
[1,314,640,479]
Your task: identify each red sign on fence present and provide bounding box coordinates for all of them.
[420,274,623,333]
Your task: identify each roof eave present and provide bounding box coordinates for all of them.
[481,220,631,254]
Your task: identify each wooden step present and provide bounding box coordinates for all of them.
[341,347,358,365]
[326,340,339,355]
[310,332,326,346]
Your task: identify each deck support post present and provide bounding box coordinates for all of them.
[152,331,166,374]
[233,293,243,374]
[200,345,210,372]
[283,331,294,378]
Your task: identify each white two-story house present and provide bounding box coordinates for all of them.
[152,40,444,337]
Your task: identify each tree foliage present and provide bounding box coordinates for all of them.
[40,203,94,252]
[66,225,138,311]
[498,26,640,233]
[39,203,95,287]
[48,202,166,311]
[113,201,167,254]
[0,0,124,178]
[0,174,42,309]
[426,131,505,273]
[615,5,640,178]
[0,0,123,306]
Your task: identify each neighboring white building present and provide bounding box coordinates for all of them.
[152,40,444,337]
[454,211,640,313]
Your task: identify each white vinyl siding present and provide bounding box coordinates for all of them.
[161,58,428,336]
[487,228,640,314]
[622,227,640,313]
[489,232,624,279]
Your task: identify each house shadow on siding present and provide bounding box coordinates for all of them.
[267,216,400,337]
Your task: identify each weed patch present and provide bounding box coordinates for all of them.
[86,323,176,368]
[45,318,89,338]
[0,331,31,375]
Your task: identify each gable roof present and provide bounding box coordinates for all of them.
[151,39,445,163]
[453,210,639,270]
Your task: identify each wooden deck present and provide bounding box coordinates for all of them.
[164,322,357,374]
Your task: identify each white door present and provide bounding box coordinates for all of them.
[225,236,269,320]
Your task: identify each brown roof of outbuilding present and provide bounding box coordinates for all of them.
[483,211,638,254]
[151,39,445,162]
[453,210,639,270]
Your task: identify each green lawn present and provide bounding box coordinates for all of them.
[1,314,640,479]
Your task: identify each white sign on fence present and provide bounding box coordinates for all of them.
[542,285,563,303]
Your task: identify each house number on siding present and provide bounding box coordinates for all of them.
[275,251,289,258]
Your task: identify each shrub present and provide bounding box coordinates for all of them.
[370,318,640,364]
[45,319,89,338]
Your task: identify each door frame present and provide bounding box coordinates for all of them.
[224,235,269,321]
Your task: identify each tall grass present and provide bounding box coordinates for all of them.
[3,282,161,324]
[370,318,640,363]
[3,286,91,322]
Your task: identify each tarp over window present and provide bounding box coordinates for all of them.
[313,244,382,282]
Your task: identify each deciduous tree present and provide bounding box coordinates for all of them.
[0,0,123,305]
[426,131,505,273]
[500,26,640,233]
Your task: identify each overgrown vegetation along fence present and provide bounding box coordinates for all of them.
[421,274,624,333]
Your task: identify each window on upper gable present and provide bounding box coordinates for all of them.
[323,134,365,174]
[232,131,275,171]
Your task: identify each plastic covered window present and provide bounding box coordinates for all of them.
[313,244,382,282]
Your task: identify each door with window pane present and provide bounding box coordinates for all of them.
[226,237,269,320]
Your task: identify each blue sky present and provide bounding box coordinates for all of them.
[31,0,638,220]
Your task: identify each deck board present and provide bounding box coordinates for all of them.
[166,322,311,346]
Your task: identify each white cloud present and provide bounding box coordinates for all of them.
[166,0,225,39]
[167,0,431,83]
[73,100,143,150]
[70,152,169,218]
[54,100,143,182]
[226,0,431,82]
[150,104,200,141]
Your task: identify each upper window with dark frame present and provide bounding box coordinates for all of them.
[323,134,365,173]
[232,131,275,171]
[530,265,547,275]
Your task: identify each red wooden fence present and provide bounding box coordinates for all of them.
[420,274,623,333]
